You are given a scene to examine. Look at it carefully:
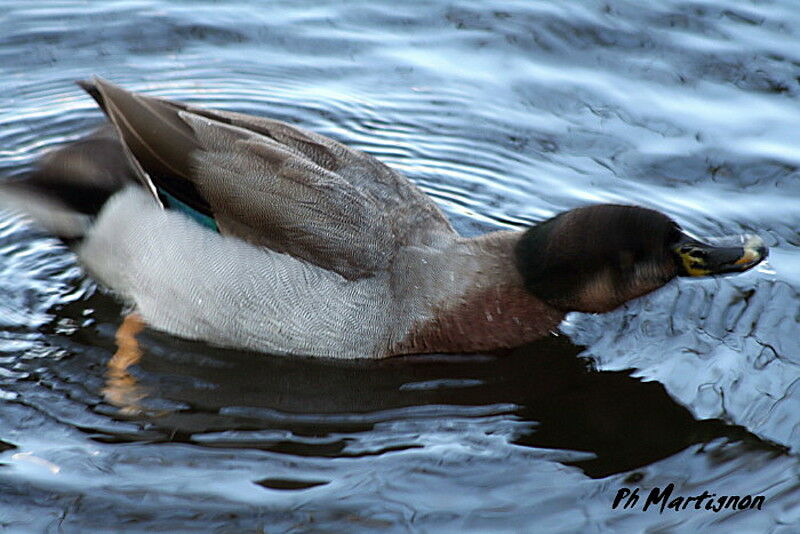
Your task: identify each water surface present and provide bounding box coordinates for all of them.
[1,1,799,532]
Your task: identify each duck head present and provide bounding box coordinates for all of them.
[514,204,768,313]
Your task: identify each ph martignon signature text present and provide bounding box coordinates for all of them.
[612,483,765,513]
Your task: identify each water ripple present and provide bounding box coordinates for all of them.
[1,0,799,530]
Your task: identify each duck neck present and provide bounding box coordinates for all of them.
[389,230,565,356]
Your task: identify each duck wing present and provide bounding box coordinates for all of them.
[81,77,456,280]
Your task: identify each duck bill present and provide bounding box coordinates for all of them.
[675,233,768,277]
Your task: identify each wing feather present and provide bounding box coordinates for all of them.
[81,77,456,279]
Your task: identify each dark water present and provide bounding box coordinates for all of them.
[1,1,799,532]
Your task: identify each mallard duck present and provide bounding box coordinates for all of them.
[0,78,767,359]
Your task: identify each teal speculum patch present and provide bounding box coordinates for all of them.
[160,190,219,232]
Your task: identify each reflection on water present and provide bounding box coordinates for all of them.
[1,0,799,531]
[1,289,789,531]
[119,322,772,480]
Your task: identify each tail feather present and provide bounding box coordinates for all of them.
[0,124,135,239]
